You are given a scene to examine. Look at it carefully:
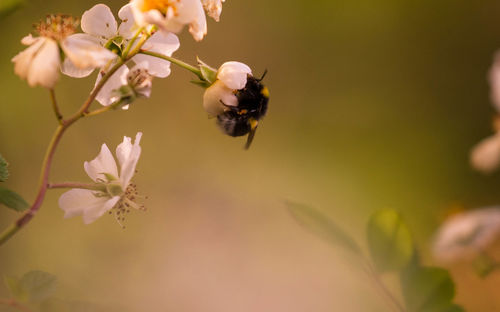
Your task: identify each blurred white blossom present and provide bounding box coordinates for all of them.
[12,14,115,88]
[59,133,144,225]
[203,61,252,116]
[130,0,207,41]
[471,132,500,173]
[433,207,500,263]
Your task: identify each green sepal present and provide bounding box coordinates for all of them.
[0,154,8,182]
[366,209,414,273]
[287,201,363,256]
[0,187,29,212]
[197,57,217,84]
[190,80,212,88]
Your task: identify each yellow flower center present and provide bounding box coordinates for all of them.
[140,0,180,16]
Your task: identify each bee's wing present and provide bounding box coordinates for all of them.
[244,119,259,150]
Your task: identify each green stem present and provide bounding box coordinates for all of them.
[362,261,406,312]
[139,50,204,79]
[48,182,106,191]
[122,27,145,58]
[0,34,152,246]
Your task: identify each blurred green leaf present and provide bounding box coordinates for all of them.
[367,209,414,272]
[0,154,8,182]
[0,187,29,212]
[19,271,57,303]
[401,266,457,312]
[287,201,362,256]
[0,0,24,19]
[3,276,26,302]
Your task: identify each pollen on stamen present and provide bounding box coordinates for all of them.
[109,182,147,227]
[34,14,79,41]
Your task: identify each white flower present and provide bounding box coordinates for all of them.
[470,132,500,173]
[433,207,500,263]
[203,61,252,116]
[62,4,137,78]
[95,30,180,107]
[59,133,143,225]
[12,14,116,88]
[201,0,225,22]
[130,0,207,41]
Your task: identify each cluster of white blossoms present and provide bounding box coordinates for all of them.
[10,0,271,225]
[433,207,500,263]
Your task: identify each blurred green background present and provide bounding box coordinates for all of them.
[1,0,500,310]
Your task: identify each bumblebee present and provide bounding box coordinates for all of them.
[217,72,269,149]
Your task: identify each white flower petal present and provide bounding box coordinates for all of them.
[203,80,238,116]
[83,196,120,224]
[62,34,117,70]
[132,54,170,78]
[95,64,129,106]
[12,36,44,81]
[61,57,95,78]
[59,188,109,220]
[118,3,138,39]
[26,38,60,88]
[118,132,142,187]
[217,61,252,90]
[433,207,500,262]
[81,4,118,39]
[20,34,39,46]
[84,143,119,182]
[470,133,500,173]
[186,0,207,41]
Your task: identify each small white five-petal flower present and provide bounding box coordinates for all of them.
[12,14,116,88]
[203,61,252,116]
[59,132,144,225]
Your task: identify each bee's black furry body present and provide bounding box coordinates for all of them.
[216,75,269,138]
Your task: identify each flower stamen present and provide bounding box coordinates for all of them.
[34,14,79,41]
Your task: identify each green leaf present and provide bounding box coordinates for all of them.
[401,266,457,312]
[0,154,8,182]
[0,0,24,18]
[3,276,26,301]
[287,201,362,256]
[0,187,29,212]
[19,271,57,303]
[366,209,414,272]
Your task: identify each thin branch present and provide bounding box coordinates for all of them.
[48,182,105,191]
[0,34,153,246]
[49,89,63,124]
